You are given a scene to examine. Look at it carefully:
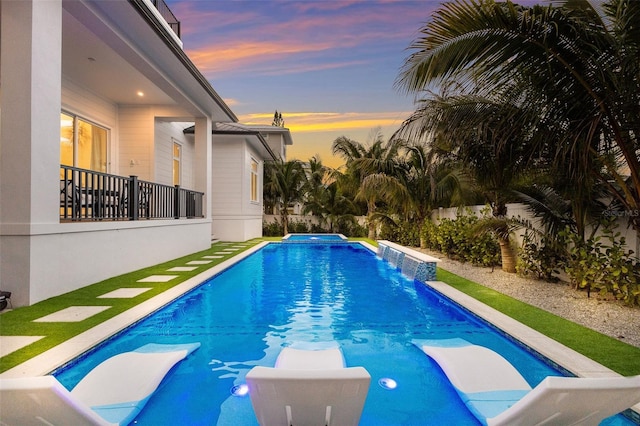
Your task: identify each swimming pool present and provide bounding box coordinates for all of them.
[54,242,634,425]
[282,233,347,242]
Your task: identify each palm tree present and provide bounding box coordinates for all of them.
[395,0,640,238]
[263,158,306,235]
[303,179,359,233]
[398,142,468,247]
[301,156,329,218]
[395,91,532,272]
[332,130,407,239]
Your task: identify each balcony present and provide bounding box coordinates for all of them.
[151,0,181,39]
[60,166,203,221]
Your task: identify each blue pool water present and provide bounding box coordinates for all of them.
[283,233,346,241]
[54,243,634,425]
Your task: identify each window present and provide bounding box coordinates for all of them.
[250,158,259,202]
[173,141,181,186]
[60,112,108,172]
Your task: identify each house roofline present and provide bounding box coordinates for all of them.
[129,0,238,122]
[211,130,278,161]
[184,126,278,161]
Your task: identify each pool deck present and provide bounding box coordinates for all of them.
[2,240,639,416]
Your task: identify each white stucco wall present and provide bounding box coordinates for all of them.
[432,203,639,256]
[20,221,211,304]
[0,0,218,306]
[62,77,119,172]
[154,120,195,188]
[211,135,264,241]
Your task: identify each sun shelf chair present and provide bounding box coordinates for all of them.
[246,346,371,426]
[0,342,200,426]
[413,338,640,426]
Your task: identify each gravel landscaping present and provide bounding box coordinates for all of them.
[418,249,640,349]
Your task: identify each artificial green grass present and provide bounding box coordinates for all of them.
[2,237,638,378]
[437,268,640,376]
[0,240,263,373]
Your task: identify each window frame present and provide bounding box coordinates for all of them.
[60,111,109,173]
[250,157,259,203]
[172,139,182,186]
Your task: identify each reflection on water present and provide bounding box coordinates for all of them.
[54,243,631,426]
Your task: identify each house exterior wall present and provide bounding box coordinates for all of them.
[211,135,264,241]
[62,77,119,171]
[265,133,286,159]
[119,106,155,182]
[154,121,195,188]
[0,0,217,306]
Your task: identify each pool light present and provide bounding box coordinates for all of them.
[230,383,249,397]
[378,377,397,390]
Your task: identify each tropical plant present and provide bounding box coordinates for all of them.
[563,222,640,305]
[395,0,640,241]
[399,142,468,247]
[427,209,501,267]
[272,110,285,127]
[394,89,531,271]
[332,129,408,239]
[263,158,306,235]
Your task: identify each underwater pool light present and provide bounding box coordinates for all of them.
[230,383,249,397]
[378,377,397,390]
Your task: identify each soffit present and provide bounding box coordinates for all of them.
[61,0,235,122]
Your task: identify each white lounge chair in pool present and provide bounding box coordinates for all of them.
[413,338,640,426]
[246,346,371,426]
[0,342,200,426]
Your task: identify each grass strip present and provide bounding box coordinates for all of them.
[2,237,638,378]
[0,241,261,373]
[437,268,640,376]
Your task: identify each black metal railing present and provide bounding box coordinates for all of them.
[151,0,181,38]
[60,165,203,221]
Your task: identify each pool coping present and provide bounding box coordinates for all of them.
[359,241,640,417]
[3,240,639,417]
[0,242,269,378]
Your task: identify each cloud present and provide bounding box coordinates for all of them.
[172,1,434,78]
[239,110,411,133]
[223,98,240,106]
[187,39,338,76]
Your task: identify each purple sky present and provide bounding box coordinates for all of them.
[166,0,540,167]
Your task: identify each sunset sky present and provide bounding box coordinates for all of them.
[165,0,535,168]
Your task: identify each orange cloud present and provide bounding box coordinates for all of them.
[240,111,410,133]
[187,39,339,76]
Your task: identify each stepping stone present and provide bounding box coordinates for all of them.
[186,260,212,265]
[0,336,44,357]
[97,288,152,298]
[137,275,178,283]
[203,255,224,259]
[33,306,110,323]
[167,266,199,272]
[222,248,239,252]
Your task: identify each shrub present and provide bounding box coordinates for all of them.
[387,210,500,267]
[288,220,310,234]
[563,224,640,305]
[336,220,367,238]
[380,221,420,246]
[262,219,283,236]
[517,231,566,282]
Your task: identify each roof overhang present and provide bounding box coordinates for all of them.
[61,0,237,121]
[184,122,290,161]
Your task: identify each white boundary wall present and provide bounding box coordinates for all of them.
[431,203,640,257]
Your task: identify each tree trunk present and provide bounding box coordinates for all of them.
[498,236,516,273]
[366,201,377,240]
[368,219,376,240]
[282,211,289,236]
